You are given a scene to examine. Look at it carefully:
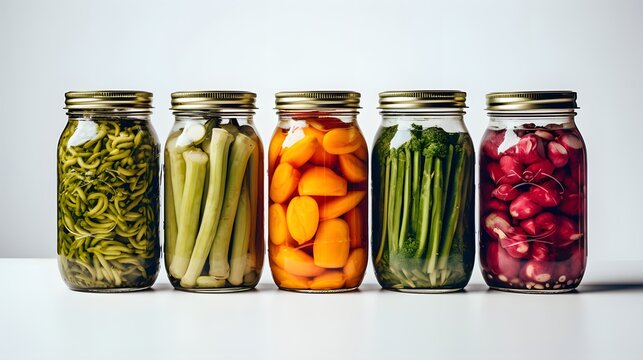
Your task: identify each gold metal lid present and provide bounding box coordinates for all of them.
[171,91,256,111]
[275,91,361,110]
[65,90,153,111]
[486,91,578,111]
[379,90,466,109]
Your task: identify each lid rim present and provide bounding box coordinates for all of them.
[171,90,257,110]
[275,90,361,110]
[486,91,578,111]
[65,90,153,110]
[378,90,467,109]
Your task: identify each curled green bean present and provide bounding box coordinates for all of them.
[58,118,159,290]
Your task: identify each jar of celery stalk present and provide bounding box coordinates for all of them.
[268,91,368,292]
[372,91,475,292]
[164,91,264,292]
[58,91,160,292]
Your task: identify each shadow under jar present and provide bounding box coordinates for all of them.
[479,91,587,293]
[58,91,160,292]
[164,91,264,292]
[268,91,368,292]
[372,91,475,292]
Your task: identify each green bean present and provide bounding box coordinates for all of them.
[57,119,159,290]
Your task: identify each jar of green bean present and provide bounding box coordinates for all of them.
[164,91,264,292]
[58,91,161,292]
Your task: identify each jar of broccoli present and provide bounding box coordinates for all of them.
[164,91,264,292]
[58,91,160,292]
[372,91,475,292]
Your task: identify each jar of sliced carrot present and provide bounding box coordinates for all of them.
[164,91,264,292]
[373,91,475,292]
[268,91,368,292]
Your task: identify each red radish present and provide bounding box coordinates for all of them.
[520,218,537,235]
[534,212,558,234]
[552,168,567,185]
[530,242,552,262]
[562,176,579,193]
[499,228,530,259]
[486,162,507,184]
[509,193,543,219]
[487,199,509,212]
[521,260,555,283]
[554,246,585,283]
[528,181,562,207]
[534,130,554,140]
[482,130,505,160]
[516,134,544,164]
[484,211,513,239]
[485,241,522,280]
[559,134,583,152]
[523,160,555,183]
[492,184,520,201]
[552,216,582,247]
[547,141,569,168]
[499,156,523,184]
[567,159,584,185]
[559,193,581,216]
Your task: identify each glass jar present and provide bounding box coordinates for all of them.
[372,91,475,292]
[479,91,587,293]
[268,91,368,292]
[58,91,160,292]
[164,91,264,292]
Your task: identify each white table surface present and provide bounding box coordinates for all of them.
[0,259,641,360]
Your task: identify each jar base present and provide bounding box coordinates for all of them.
[174,286,255,294]
[68,285,153,293]
[281,287,358,294]
[489,286,577,294]
[387,287,464,294]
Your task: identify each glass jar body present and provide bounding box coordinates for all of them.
[372,111,475,292]
[267,110,368,292]
[479,112,587,292]
[164,112,264,292]
[57,112,160,292]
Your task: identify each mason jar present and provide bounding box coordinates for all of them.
[58,91,160,292]
[372,91,475,292]
[164,91,264,292]
[268,91,368,292]
[479,91,587,293]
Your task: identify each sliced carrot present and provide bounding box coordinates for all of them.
[343,207,363,248]
[319,191,366,220]
[268,130,287,174]
[280,134,318,168]
[272,245,325,277]
[313,218,350,268]
[305,127,338,167]
[298,166,347,196]
[343,248,367,288]
[353,137,368,161]
[322,127,361,154]
[310,271,345,290]
[338,153,367,183]
[269,163,300,203]
[269,203,292,246]
[286,196,319,244]
[271,264,310,289]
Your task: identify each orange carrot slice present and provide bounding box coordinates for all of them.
[271,264,310,289]
[310,271,345,290]
[353,137,368,161]
[338,153,367,183]
[268,130,287,174]
[343,248,367,288]
[298,166,347,196]
[344,207,363,248]
[322,127,361,154]
[313,218,350,268]
[269,203,292,246]
[305,127,338,167]
[280,134,318,168]
[319,191,366,220]
[272,245,325,277]
[270,163,300,203]
[286,196,319,244]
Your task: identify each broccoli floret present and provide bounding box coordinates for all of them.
[374,125,398,160]
[399,234,419,258]
[421,127,449,158]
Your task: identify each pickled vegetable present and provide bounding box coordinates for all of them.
[57,119,160,290]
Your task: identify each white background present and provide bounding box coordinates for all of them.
[1,0,641,261]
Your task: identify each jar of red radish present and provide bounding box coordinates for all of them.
[479,91,586,293]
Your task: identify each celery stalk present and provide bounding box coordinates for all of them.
[168,149,208,279]
[240,126,261,280]
[166,136,186,225]
[164,149,178,265]
[228,177,251,286]
[180,129,233,288]
[208,132,256,278]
